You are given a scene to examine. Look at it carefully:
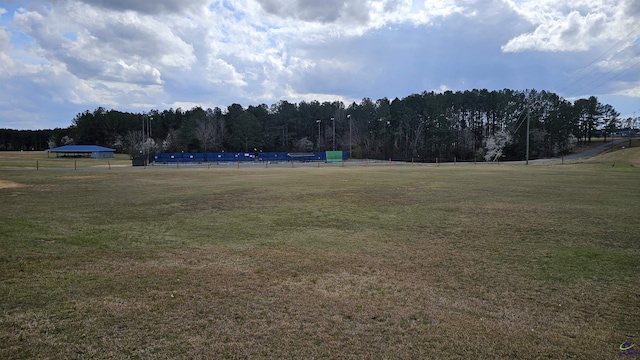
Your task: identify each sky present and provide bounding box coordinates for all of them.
[0,0,639,130]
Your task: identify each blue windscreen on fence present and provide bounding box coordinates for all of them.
[153,151,345,163]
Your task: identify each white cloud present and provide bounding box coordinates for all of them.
[0,27,10,51]
[501,0,639,52]
[170,101,207,110]
[275,84,358,106]
[615,84,640,98]
[0,108,44,129]
[68,79,166,109]
[502,9,609,52]
[256,0,363,23]
[435,84,452,93]
[422,0,465,18]
[253,0,466,28]
[205,58,247,87]
[5,0,472,106]
[13,2,196,80]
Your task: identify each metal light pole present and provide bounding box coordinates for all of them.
[142,115,146,156]
[331,117,335,151]
[347,114,352,159]
[316,119,321,149]
[526,110,530,165]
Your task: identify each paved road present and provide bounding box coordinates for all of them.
[528,138,632,164]
[562,138,631,160]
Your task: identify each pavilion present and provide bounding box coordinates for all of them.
[47,145,116,158]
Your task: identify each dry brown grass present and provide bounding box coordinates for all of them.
[1,159,639,358]
[4,244,634,358]
[0,180,23,189]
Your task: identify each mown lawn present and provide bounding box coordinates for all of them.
[0,151,131,169]
[1,149,639,358]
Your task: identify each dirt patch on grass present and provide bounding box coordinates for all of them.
[0,180,24,189]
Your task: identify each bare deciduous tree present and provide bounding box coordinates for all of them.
[195,115,216,153]
[163,129,179,153]
[295,137,313,151]
[122,130,142,156]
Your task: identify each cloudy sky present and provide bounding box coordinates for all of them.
[1,0,639,130]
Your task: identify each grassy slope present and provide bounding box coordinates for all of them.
[1,148,639,358]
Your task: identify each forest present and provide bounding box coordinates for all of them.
[0,88,633,162]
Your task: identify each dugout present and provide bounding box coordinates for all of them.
[287,152,325,162]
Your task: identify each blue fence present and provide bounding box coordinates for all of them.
[154,151,347,163]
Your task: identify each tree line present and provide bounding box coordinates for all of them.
[2,88,634,161]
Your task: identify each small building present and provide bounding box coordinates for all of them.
[47,145,116,158]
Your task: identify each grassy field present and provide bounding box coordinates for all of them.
[1,147,639,358]
[0,151,131,169]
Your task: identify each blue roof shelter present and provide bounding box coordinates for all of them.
[48,145,116,158]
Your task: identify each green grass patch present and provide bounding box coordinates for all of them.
[529,245,639,283]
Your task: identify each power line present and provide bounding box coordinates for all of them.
[570,47,640,96]
[559,24,640,95]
